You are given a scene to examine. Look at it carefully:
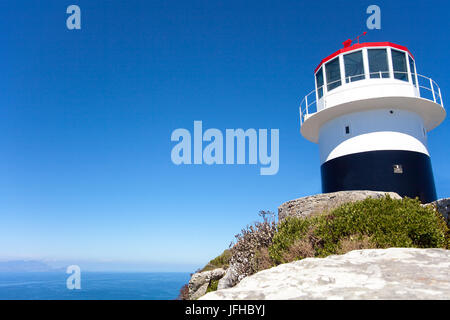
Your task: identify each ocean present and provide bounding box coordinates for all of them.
[0,272,191,300]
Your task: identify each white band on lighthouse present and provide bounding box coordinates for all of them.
[318,109,429,165]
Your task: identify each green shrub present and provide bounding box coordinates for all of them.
[269,216,315,263]
[269,196,448,264]
[200,249,232,272]
[205,279,219,294]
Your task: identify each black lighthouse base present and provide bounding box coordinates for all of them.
[321,150,437,203]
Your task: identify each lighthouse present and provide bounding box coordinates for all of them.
[299,41,445,203]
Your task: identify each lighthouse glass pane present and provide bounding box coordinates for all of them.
[392,49,408,81]
[325,58,341,91]
[409,56,417,86]
[344,51,364,83]
[316,67,324,99]
[368,49,389,78]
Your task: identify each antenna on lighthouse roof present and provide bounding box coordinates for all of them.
[342,32,368,48]
[355,31,367,44]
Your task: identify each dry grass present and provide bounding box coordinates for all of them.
[336,235,377,255]
[251,247,275,272]
[282,238,315,262]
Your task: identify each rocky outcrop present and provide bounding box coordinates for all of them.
[278,190,402,221]
[215,191,404,293]
[188,268,226,300]
[200,248,450,300]
[428,198,450,226]
[216,191,429,293]
[187,192,449,299]
[217,264,241,291]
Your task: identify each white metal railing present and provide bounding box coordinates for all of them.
[299,72,444,126]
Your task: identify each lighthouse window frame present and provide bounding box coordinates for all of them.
[368,49,390,79]
[344,50,365,83]
[409,56,417,86]
[392,49,409,82]
[325,57,341,91]
[315,67,324,99]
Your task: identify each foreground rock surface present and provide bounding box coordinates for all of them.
[278,190,402,221]
[200,248,450,300]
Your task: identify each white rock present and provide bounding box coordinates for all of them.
[188,268,226,300]
[200,248,450,300]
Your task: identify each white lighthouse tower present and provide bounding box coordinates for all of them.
[299,41,445,203]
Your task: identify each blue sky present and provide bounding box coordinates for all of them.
[0,0,449,271]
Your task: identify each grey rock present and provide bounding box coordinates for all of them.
[190,283,209,300]
[200,248,450,300]
[278,190,402,221]
[188,268,226,300]
[426,198,450,226]
[217,264,240,290]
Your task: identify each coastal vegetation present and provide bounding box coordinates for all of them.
[269,196,448,265]
[178,196,449,299]
[199,249,232,272]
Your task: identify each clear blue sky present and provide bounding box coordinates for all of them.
[0,0,449,271]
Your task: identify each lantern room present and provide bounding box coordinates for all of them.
[300,42,445,143]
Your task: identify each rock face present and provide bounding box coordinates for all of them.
[217,264,241,291]
[429,198,450,226]
[188,268,226,300]
[200,248,450,300]
[278,190,402,221]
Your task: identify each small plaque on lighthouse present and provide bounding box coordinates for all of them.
[393,165,403,174]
